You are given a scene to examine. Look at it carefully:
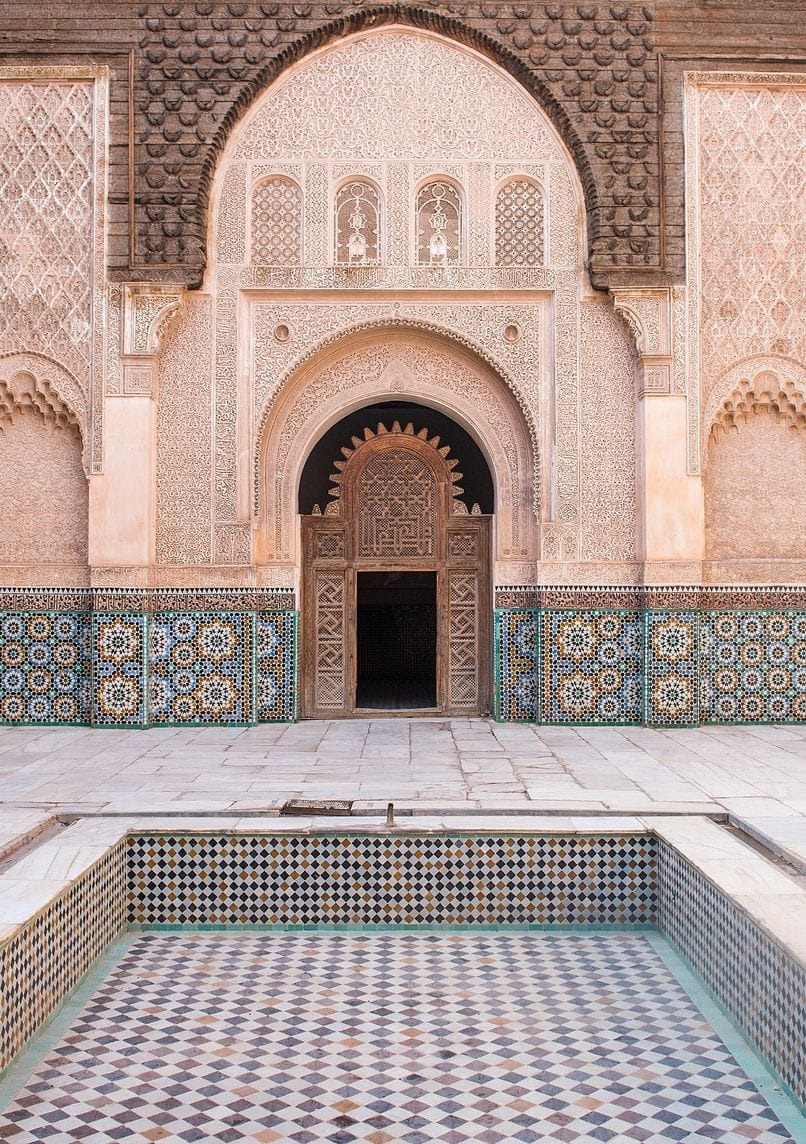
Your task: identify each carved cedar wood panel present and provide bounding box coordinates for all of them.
[301,426,490,719]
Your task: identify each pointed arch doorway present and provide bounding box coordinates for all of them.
[300,413,492,719]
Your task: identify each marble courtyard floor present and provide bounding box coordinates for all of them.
[1,719,805,872]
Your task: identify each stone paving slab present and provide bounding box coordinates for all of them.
[0,720,804,863]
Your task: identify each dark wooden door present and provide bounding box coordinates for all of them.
[301,424,491,718]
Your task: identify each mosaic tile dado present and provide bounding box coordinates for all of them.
[91,613,147,726]
[494,608,538,722]
[494,605,806,726]
[0,842,127,1073]
[0,931,797,1143]
[657,840,806,1108]
[127,833,657,927]
[644,610,699,726]
[700,611,806,724]
[542,610,643,725]
[149,611,254,725]
[0,612,91,726]
[256,610,297,722]
[0,596,803,728]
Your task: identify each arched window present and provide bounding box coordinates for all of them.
[334,179,382,265]
[415,180,462,266]
[251,177,302,264]
[495,179,544,266]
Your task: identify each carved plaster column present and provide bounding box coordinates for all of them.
[612,288,703,580]
[88,285,184,580]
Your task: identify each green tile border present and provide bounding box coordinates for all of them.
[647,931,806,1132]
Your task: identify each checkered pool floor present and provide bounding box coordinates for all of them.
[0,932,800,1142]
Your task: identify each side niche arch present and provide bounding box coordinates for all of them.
[255,328,539,579]
[704,356,806,565]
[0,353,89,569]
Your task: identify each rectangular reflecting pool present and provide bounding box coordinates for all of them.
[0,929,803,1142]
[0,818,804,1141]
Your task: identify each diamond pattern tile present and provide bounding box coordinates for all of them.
[0,932,796,1142]
[127,833,656,926]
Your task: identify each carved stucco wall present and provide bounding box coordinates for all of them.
[687,76,806,576]
[578,300,637,563]
[705,414,806,564]
[688,76,806,456]
[165,26,636,583]
[155,295,213,565]
[0,70,107,475]
[0,410,87,568]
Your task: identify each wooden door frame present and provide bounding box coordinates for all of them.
[351,562,441,718]
[300,429,492,719]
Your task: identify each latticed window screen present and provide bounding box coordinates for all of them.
[335,180,381,264]
[357,450,436,557]
[415,181,462,266]
[251,177,303,264]
[495,179,544,266]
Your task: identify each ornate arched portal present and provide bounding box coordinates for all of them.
[256,328,537,718]
[301,419,491,718]
[256,328,538,576]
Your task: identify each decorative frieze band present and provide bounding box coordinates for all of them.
[0,587,296,613]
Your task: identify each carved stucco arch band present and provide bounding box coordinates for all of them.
[256,329,538,573]
[704,355,806,451]
[0,352,88,473]
[200,9,597,273]
[254,317,541,513]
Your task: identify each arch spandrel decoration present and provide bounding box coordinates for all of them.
[255,330,538,578]
[211,27,586,277]
[132,4,666,282]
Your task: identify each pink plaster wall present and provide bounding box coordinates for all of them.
[0,409,88,565]
[704,412,806,560]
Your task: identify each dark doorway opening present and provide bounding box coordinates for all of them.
[356,571,437,710]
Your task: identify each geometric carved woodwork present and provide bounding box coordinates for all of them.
[301,426,491,718]
[358,448,436,557]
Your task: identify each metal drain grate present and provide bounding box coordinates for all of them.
[281,798,354,816]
